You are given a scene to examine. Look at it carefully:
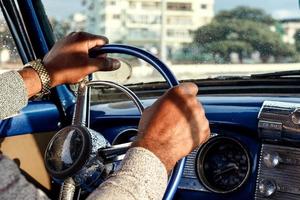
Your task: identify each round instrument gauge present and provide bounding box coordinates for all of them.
[196,137,250,193]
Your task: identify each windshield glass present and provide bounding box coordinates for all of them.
[0,13,22,73]
[42,0,300,84]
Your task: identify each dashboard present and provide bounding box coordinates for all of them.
[88,96,300,200]
[2,1,300,199]
[3,95,300,199]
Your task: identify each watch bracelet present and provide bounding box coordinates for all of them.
[24,59,51,97]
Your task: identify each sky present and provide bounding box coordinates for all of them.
[42,0,300,20]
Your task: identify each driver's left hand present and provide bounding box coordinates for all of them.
[43,31,120,88]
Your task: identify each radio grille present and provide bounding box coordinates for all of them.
[255,144,300,200]
[178,147,208,192]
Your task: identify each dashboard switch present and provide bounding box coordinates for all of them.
[263,152,280,168]
[258,179,277,197]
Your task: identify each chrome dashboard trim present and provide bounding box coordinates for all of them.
[178,146,209,192]
[177,133,218,192]
[256,101,300,199]
[255,144,300,199]
[258,101,300,141]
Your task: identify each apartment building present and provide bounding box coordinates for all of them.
[279,18,300,44]
[85,0,214,57]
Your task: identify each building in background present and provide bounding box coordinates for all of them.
[279,18,300,44]
[70,13,87,32]
[84,0,214,59]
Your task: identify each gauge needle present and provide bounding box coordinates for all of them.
[213,163,239,181]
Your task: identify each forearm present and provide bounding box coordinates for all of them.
[0,71,28,119]
[0,155,49,200]
[18,68,42,98]
[87,147,168,200]
[0,147,167,200]
[0,67,44,120]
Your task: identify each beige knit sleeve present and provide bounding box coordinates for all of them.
[0,71,168,200]
[0,155,49,200]
[0,71,28,119]
[87,147,168,200]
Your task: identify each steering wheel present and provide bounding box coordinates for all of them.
[44,44,185,200]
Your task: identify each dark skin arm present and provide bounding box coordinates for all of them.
[18,32,120,98]
[18,67,42,98]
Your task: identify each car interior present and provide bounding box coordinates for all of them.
[1,0,300,200]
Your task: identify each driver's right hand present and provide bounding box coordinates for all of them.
[133,83,210,173]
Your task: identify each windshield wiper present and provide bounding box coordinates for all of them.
[251,70,300,78]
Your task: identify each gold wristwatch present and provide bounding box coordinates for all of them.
[24,59,51,97]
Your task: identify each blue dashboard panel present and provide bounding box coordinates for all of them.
[0,101,60,137]
[88,95,300,200]
[90,96,300,132]
[2,95,300,199]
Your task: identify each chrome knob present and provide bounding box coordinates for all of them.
[291,108,300,125]
[258,179,277,197]
[263,152,280,168]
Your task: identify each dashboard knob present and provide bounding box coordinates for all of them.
[291,108,300,125]
[263,152,280,168]
[258,179,277,197]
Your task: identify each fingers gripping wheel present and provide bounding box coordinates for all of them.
[44,44,183,200]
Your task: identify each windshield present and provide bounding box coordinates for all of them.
[42,0,300,85]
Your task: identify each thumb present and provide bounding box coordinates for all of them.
[88,57,121,73]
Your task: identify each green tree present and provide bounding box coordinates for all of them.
[204,40,253,63]
[215,6,275,25]
[193,6,295,63]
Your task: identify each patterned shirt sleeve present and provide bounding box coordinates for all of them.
[0,148,168,200]
[0,71,28,119]
[87,147,168,200]
[0,155,49,200]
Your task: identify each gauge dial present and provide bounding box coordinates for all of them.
[196,137,250,193]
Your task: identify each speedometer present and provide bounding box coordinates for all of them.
[196,137,250,193]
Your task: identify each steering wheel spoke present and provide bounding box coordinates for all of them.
[98,142,132,164]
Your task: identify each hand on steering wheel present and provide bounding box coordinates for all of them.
[43,33,210,200]
[134,82,210,173]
